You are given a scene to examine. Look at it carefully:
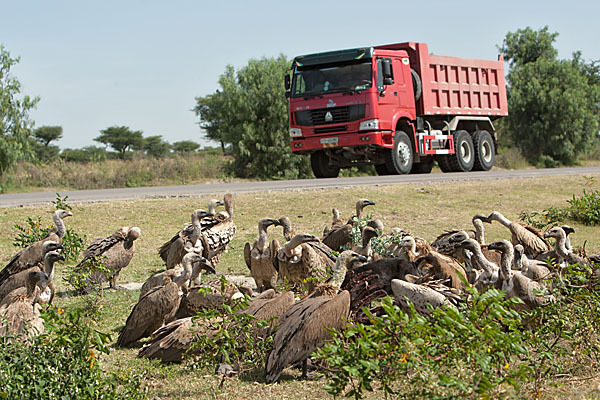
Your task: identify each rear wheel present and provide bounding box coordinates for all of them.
[410,159,434,174]
[437,156,454,173]
[472,130,495,171]
[385,130,413,174]
[311,151,340,178]
[447,130,475,172]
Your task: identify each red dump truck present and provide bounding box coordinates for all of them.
[285,42,508,177]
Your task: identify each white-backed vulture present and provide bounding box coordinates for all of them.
[514,244,551,281]
[0,271,49,341]
[415,253,467,291]
[116,266,191,347]
[453,239,500,288]
[0,210,72,286]
[542,226,590,267]
[140,253,214,299]
[139,289,294,363]
[322,199,375,251]
[279,217,336,270]
[488,240,555,311]
[244,218,281,291]
[159,210,213,269]
[446,230,502,269]
[199,193,236,267]
[175,276,252,319]
[488,211,550,259]
[431,215,490,259]
[275,233,326,293]
[351,226,378,259]
[0,248,64,306]
[323,208,343,236]
[265,251,362,383]
[77,226,141,290]
[391,278,455,315]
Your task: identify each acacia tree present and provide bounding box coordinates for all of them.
[500,27,600,165]
[34,126,62,146]
[94,126,143,159]
[172,140,199,153]
[195,56,311,179]
[144,135,170,158]
[0,45,39,174]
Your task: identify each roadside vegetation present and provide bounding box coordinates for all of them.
[0,175,599,399]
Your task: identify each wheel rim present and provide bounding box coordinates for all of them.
[481,141,493,163]
[460,141,472,164]
[396,142,411,167]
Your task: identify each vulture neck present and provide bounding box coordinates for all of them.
[472,219,486,245]
[281,218,294,241]
[332,208,340,222]
[177,258,194,285]
[330,256,349,289]
[470,243,495,273]
[207,200,218,215]
[490,212,512,228]
[355,203,364,218]
[513,251,524,272]
[257,222,270,251]
[53,212,67,238]
[499,245,515,281]
[44,257,56,281]
[224,196,234,218]
[283,236,304,256]
[553,231,570,259]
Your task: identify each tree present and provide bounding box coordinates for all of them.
[500,27,600,165]
[34,125,62,146]
[0,45,39,174]
[94,126,143,159]
[194,56,311,179]
[144,135,171,158]
[172,140,199,153]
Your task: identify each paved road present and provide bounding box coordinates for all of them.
[1,166,599,208]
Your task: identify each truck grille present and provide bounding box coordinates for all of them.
[314,126,348,134]
[295,104,365,126]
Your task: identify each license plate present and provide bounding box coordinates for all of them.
[320,137,338,146]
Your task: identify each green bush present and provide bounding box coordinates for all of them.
[520,187,600,228]
[0,306,146,400]
[316,290,529,399]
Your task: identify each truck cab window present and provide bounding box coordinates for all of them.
[376,58,393,90]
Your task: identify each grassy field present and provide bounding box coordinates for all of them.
[1,174,599,399]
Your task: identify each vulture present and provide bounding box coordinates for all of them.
[275,233,326,293]
[542,227,590,267]
[390,278,455,315]
[244,218,281,291]
[0,209,72,286]
[116,256,201,347]
[278,217,336,269]
[0,271,49,341]
[77,226,141,291]
[159,210,213,269]
[175,276,251,319]
[0,248,64,305]
[139,289,294,363]
[488,211,551,259]
[453,239,499,288]
[140,253,215,299]
[431,215,491,261]
[323,208,343,236]
[322,199,375,251]
[415,253,467,291]
[265,250,363,383]
[445,230,502,269]
[488,240,555,311]
[514,244,551,281]
[199,193,236,267]
[351,226,378,259]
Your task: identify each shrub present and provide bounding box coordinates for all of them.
[0,306,146,400]
[495,146,530,170]
[316,290,529,399]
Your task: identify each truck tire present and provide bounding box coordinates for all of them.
[311,151,340,178]
[437,156,453,173]
[410,159,434,174]
[411,69,422,102]
[375,164,392,176]
[385,130,413,174]
[447,130,475,172]
[471,130,495,171]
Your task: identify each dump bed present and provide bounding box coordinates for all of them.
[375,42,508,118]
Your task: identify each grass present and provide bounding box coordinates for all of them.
[0,174,599,399]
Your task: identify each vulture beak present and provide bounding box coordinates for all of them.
[543,232,552,239]
[268,218,282,226]
[448,235,464,244]
[474,214,490,223]
[354,254,368,263]
[487,242,501,251]
[56,253,66,262]
[365,200,376,206]
[453,242,466,249]
[217,201,225,206]
[200,260,216,274]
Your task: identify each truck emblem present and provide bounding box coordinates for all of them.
[325,111,333,122]
[327,99,336,108]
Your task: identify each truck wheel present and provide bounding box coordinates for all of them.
[437,156,454,173]
[385,130,413,174]
[375,164,392,176]
[310,151,340,178]
[410,159,434,174]
[471,130,495,171]
[447,130,475,172]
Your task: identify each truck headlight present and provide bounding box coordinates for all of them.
[290,128,302,137]
[359,119,379,130]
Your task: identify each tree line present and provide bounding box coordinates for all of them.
[1,26,599,179]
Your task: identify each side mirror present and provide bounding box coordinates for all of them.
[284,74,291,91]
[382,59,394,85]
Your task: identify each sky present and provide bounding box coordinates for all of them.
[1,0,599,150]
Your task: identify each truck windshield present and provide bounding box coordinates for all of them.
[292,60,372,98]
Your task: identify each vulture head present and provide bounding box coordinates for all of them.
[448,230,470,244]
[544,226,566,240]
[453,238,480,252]
[361,226,379,242]
[207,199,225,214]
[561,225,575,236]
[472,214,490,224]
[45,250,66,264]
[259,218,281,230]
[126,227,142,242]
[55,209,73,220]
[42,241,64,255]
[356,199,375,216]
